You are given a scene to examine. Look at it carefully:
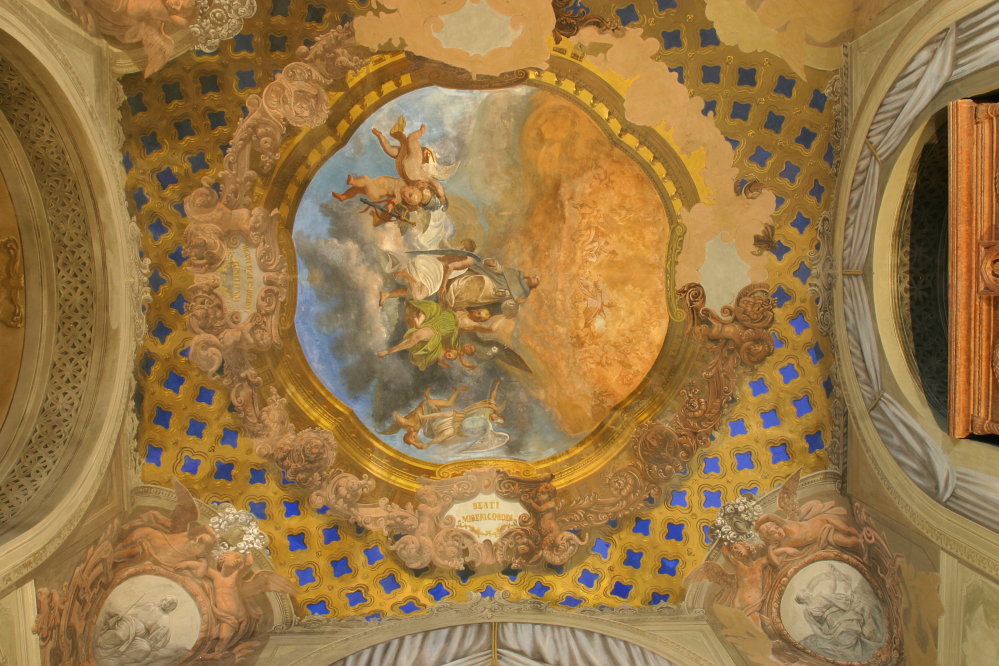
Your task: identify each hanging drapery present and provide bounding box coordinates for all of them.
[842,1,999,532]
[329,623,679,666]
[332,624,490,666]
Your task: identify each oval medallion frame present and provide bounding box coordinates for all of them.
[258,54,704,490]
[84,565,212,666]
[764,551,901,666]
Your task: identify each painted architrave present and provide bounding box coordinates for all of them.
[262,599,734,666]
[0,1,148,596]
[948,98,999,437]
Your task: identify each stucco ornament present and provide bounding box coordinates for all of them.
[33,480,298,666]
[209,503,269,559]
[712,494,765,548]
[687,470,904,665]
[58,0,257,76]
[190,0,257,52]
[183,25,368,485]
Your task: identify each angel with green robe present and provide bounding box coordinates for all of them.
[377,300,474,370]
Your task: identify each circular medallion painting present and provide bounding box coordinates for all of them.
[93,575,201,666]
[779,560,887,663]
[292,85,673,463]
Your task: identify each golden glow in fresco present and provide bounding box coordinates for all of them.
[125,0,838,621]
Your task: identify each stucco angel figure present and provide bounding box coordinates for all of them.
[755,469,864,567]
[686,541,771,628]
[178,551,298,652]
[115,478,218,568]
[60,0,197,76]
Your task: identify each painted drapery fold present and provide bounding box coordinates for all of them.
[842,1,999,532]
[330,623,678,666]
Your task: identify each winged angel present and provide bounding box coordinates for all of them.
[333,116,460,224]
[382,381,509,452]
[115,478,219,567]
[60,0,197,76]
[115,479,298,652]
[686,469,864,628]
[378,244,539,373]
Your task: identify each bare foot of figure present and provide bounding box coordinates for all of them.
[331,190,347,201]
[346,174,356,186]
[377,350,389,359]
[379,291,388,307]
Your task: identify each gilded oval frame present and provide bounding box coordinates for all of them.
[257,53,703,491]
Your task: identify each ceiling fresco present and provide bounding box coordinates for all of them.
[108,0,858,650]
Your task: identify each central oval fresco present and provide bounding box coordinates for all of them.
[292,85,673,463]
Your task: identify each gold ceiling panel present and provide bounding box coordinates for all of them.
[123,0,840,621]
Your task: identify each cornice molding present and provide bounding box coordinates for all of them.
[0,1,148,593]
[260,594,732,666]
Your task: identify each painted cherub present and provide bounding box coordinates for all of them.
[686,541,770,628]
[62,0,198,76]
[331,175,424,222]
[179,551,298,651]
[755,469,864,567]
[372,116,459,205]
[115,478,218,568]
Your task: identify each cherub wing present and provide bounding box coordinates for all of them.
[798,500,846,522]
[134,21,175,78]
[63,0,100,34]
[169,478,200,534]
[685,562,737,589]
[464,333,533,374]
[777,468,802,521]
[424,160,460,181]
[240,570,300,598]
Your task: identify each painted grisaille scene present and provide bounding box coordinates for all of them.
[293,86,671,462]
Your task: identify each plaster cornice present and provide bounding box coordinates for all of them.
[260,597,733,666]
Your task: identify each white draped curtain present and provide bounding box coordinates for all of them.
[330,623,679,666]
[842,1,999,532]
